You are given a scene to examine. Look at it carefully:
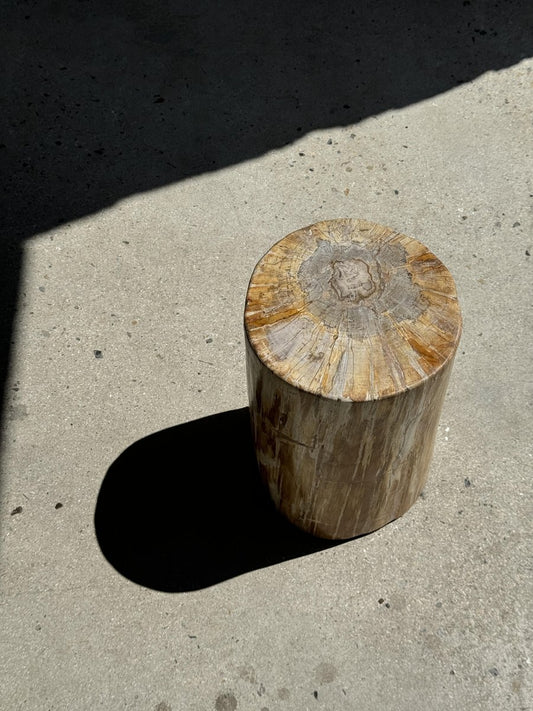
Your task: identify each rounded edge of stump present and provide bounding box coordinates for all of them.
[244,218,462,403]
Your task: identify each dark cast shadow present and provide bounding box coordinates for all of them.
[94,407,341,591]
[3,0,532,244]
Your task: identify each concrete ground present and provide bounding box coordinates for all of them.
[1,2,532,709]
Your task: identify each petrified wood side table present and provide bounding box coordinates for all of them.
[244,219,462,539]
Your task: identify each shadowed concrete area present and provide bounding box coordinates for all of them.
[95,408,340,592]
[3,0,532,239]
[1,1,532,709]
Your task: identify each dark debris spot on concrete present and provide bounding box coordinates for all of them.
[488,667,499,677]
[215,693,237,711]
[313,690,318,699]
[11,506,23,515]
[205,338,213,344]
[378,598,384,604]
[94,350,103,358]
[526,250,530,256]
[55,502,63,509]
[464,477,472,488]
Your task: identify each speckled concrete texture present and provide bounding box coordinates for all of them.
[1,2,532,710]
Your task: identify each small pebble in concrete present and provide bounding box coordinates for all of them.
[94,350,103,358]
[488,667,499,676]
[464,477,472,488]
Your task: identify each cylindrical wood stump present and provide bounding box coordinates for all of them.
[244,219,462,539]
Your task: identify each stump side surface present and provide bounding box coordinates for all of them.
[244,218,462,401]
[246,338,454,539]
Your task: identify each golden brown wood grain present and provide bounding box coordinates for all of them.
[245,219,461,539]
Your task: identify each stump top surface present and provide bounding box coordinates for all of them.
[244,219,462,401]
